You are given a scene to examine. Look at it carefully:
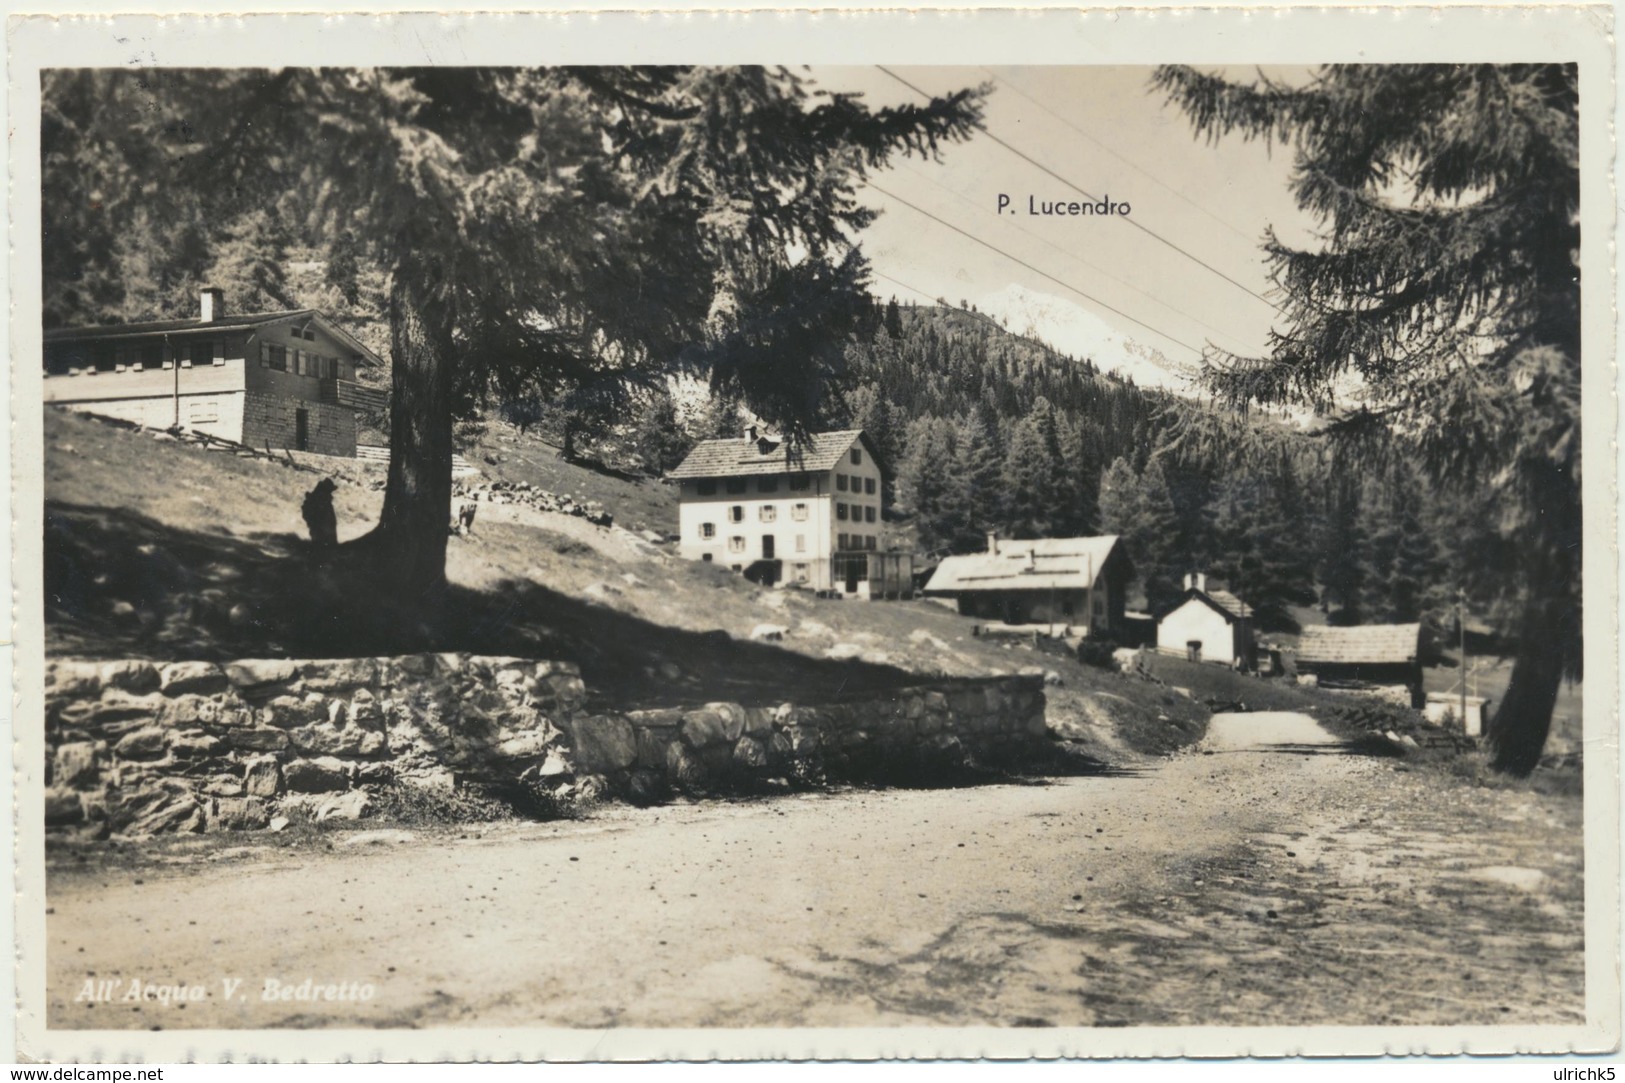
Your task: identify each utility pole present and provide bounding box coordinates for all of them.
[1458,587,1468,730]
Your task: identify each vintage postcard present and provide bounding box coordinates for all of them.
[9,5,1618,1063]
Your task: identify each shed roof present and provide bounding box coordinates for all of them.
[922,536,1120,594]
[44,309,383,366]
[1165,587,1254,623]
[1205,589,1254,620]
[1296,623,1422,665]
[669,429,877,479]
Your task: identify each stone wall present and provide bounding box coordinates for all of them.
[240,391,356,457]
[570,677,1048,803]
[44,654,1046,837]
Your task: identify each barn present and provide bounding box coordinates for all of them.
[1295,623,1426,708]
[922,533,1127,638]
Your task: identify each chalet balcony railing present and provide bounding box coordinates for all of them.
[319,378,388,414]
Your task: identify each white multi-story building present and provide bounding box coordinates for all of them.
[670,428,906,596]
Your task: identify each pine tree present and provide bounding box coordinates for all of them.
[883,297,904,339]
[631,387,694,475]
[1157,64,1580,774]
[199,208,298,314]
[947,407,1004,551]
[895,416,960,554]
[1000,410,1063,540]
[43,67,984,601]
[1135,459,1185,613]
[1316,472,1371,624]
[1206,470,1317,632]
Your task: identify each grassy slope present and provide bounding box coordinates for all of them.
[43,408,1208,764]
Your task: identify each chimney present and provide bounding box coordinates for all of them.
[1026,548,1036,571]
[747,425,758,442]
[1184,573,1193,591]
[1196,572,1207,593]
[986,531,999,556]
[200,287,224,323]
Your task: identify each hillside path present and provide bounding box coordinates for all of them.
[43,712,1584,1033]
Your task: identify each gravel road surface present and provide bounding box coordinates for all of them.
[45,712,1584,1030]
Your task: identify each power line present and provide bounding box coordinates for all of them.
[869,270,940,306]
[876,65,1282,314]
[868,180,1206,358]
[890,157,1253,354]
[982,67,1260,246]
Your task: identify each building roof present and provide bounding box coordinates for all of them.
[1296,623,1422,665]
[1164,588,1254,623]
[1206,589,1253,620]
[922,536,1121,594]
[669,429,878,479]
[44,309,383,366]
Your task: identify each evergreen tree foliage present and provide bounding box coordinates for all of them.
[894,415,960,555]
[1134,459,1186,613]
[1315,472,1371,625]
[947,407,1004,551]
[1205,468,1318,633]
[42,66,984,599]
[1000,405,1064,540]
[630,387,695,475]
[199,208,298,314]
[1156,63,1580,774]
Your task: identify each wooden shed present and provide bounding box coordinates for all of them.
[1295,623,1425,708]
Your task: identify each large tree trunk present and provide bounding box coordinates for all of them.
[364,248,457,604]
[1486,596,1578,777]
[1487,629,1561,776]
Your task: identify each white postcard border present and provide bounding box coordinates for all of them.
[8,5,1618,1062]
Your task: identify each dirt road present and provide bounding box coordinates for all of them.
[44,712,1584,1030]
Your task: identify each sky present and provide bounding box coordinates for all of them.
[805,66,1322,387]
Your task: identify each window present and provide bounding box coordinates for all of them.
[836,474,849,492]
[865,478,876,495]
[865,506,876,523]
[758,477,778,493]
[837,503,849,521]
[793,563,810,583]
[865,535,877,550]
[729,505,744,523]
[789,474,811,492]
[838,533,849,550]
[850,448,863,465]
[268,345,287,372]
[791,503,808,521]
[700,523,716,539]
[728,536,746,554]
[759,505,776,523]
[702,553,713,563]
[186,399,218,425]
[725,478,748,494]
[697,479,717,496]
[795,534,806,552]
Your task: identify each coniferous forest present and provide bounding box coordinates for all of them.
[806,297,1464,636]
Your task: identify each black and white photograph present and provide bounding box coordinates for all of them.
[11,7,1617,1062]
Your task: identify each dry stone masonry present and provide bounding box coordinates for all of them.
[44,654,1046,837]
